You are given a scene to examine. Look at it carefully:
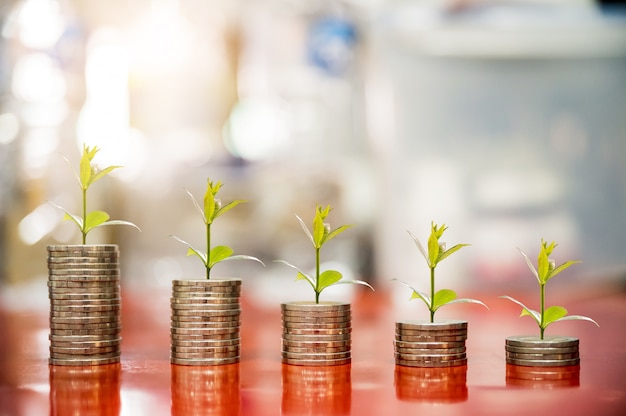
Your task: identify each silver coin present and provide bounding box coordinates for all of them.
[393,340,466,350]
[282,351,351,360]
[395,358,467,368]
[281,301,350,312]
[394,352,467,361]
[49,356,120,366]
[505,335,579,348]
[170,302,240,310]
[395,334,467,342]
[394,346,466,355]
[171,338,240,348]
[506,352,580,360]
[170,296,240,305]
[282,333,351,342]
[396,320,467,331]
[281,357,351,366]
[506,357,580,367]
[283,327,352,336]
[171,357,239,366]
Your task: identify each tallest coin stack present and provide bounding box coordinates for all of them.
[47,245,122,366]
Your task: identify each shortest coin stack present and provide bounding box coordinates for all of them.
[281,302,351,366]
[394,320,467,368]
[47,245,121,366]
[171,279,241,366]
[505,335,580,367]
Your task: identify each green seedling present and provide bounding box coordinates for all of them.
[50,144,140,244]
[394,222,487,323]
[500,239,598,339]
[170,179,264,279]
[276,204,374,303]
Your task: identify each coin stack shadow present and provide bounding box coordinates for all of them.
[394,320,468,368]
[505,335,580,367]
[47,245,121,366]
[281,301,351,366]
[170,280,241,366]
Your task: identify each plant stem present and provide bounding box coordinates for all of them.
[430,266,435,323]
[315,247,321,304]
[206,222,211,280]
[539,283,546,339]
[82,187,87,244]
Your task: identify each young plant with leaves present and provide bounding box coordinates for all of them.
[170,179,264,280]
[394,222,487,323]
[276,204,374,304]
[50,144,140,244]
[500,239,598,339]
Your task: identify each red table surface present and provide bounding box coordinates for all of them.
[1,284,625,416]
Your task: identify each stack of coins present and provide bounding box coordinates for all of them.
[505,335,580,367]
[170,279,241,366]
[281,301,351,366]
[394,320,467,368]
[47,245,121,366]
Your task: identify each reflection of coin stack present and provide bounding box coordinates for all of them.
[281,302,351,366]
[171,279,241,366]
[49,362,121,416]
[47,245,121,366]
[506,363,580,388]
[394,364,468,403]
[171,363,240,416]
[394,320,467,368]
[505,336,580,367]
[281,363,351,414]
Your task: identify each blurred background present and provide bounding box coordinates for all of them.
[1,0,625,309]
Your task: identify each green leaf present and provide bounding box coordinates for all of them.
[547,260,581,282]
[518,248,540,284]
[186,246,208,265]
[332,279,375,291]
[83,211,110,233]
[437,244,470,264]
[90,165,121,186]
[208,245,234,268]
[537,247,551,284]
[551,315,599,327]
[318,270,343,292]
[500,295,541,327]
[427,228,439,267]
[446,298,489,309]
[432,289,457,311]
[407,231,428,264]
[220,254,265,267]
[204,182,216,223]
[295,214,314,246]
[295,271,316,290]
[410,290,432,309]
[324,225,352,244]
[63,211,83,229]
[312,209,325,248]
[185,189,207,225]
[171,235,208,266]
[542,305,568,328]
[80,145,97,190]
[275,260,315,288]
[214,200,246,221]
[96,220,141,232]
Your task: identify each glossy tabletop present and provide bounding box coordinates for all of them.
[1,283,625,416]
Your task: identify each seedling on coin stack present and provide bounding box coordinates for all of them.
[392,222,487,368]
[276,204,374,366]
[169,179,263,366]
[500,239,598,370]
[47,144,139,366]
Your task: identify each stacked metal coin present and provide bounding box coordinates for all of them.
[281,301,351,366]
[170,279,241,366]
[505,335,580,367]
[47,245,121,366]
[394,320,467,368]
